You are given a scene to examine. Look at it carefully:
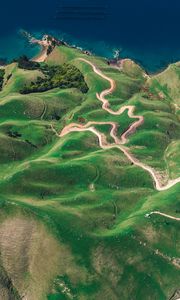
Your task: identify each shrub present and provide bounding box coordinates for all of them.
[0,69,5,91]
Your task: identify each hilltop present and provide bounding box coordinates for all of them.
[0,38,179,299]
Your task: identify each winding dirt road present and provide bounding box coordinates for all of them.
[60,58,180,191]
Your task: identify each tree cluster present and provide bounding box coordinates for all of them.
[20,63,88,94]
[14,55,40,70]
[0,69,5,91]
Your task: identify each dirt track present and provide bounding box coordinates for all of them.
[147,211,180,221]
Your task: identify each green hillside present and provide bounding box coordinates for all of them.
[0,44,179,300]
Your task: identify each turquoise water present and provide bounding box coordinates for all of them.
[48,30,180,73]
[0,31,41,63]
[1,28,180,73]
[34,29,180,73]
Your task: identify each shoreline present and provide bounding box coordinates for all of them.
[0,31,179,77]
[29,34,177,78]
[29,34,92,63]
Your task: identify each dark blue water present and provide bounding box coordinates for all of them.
[1,0,180,72]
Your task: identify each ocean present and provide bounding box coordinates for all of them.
[1,0,180,72]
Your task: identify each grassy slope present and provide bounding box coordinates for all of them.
[0,45,179,299]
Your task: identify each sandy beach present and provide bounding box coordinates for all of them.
[30,36,50,63]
